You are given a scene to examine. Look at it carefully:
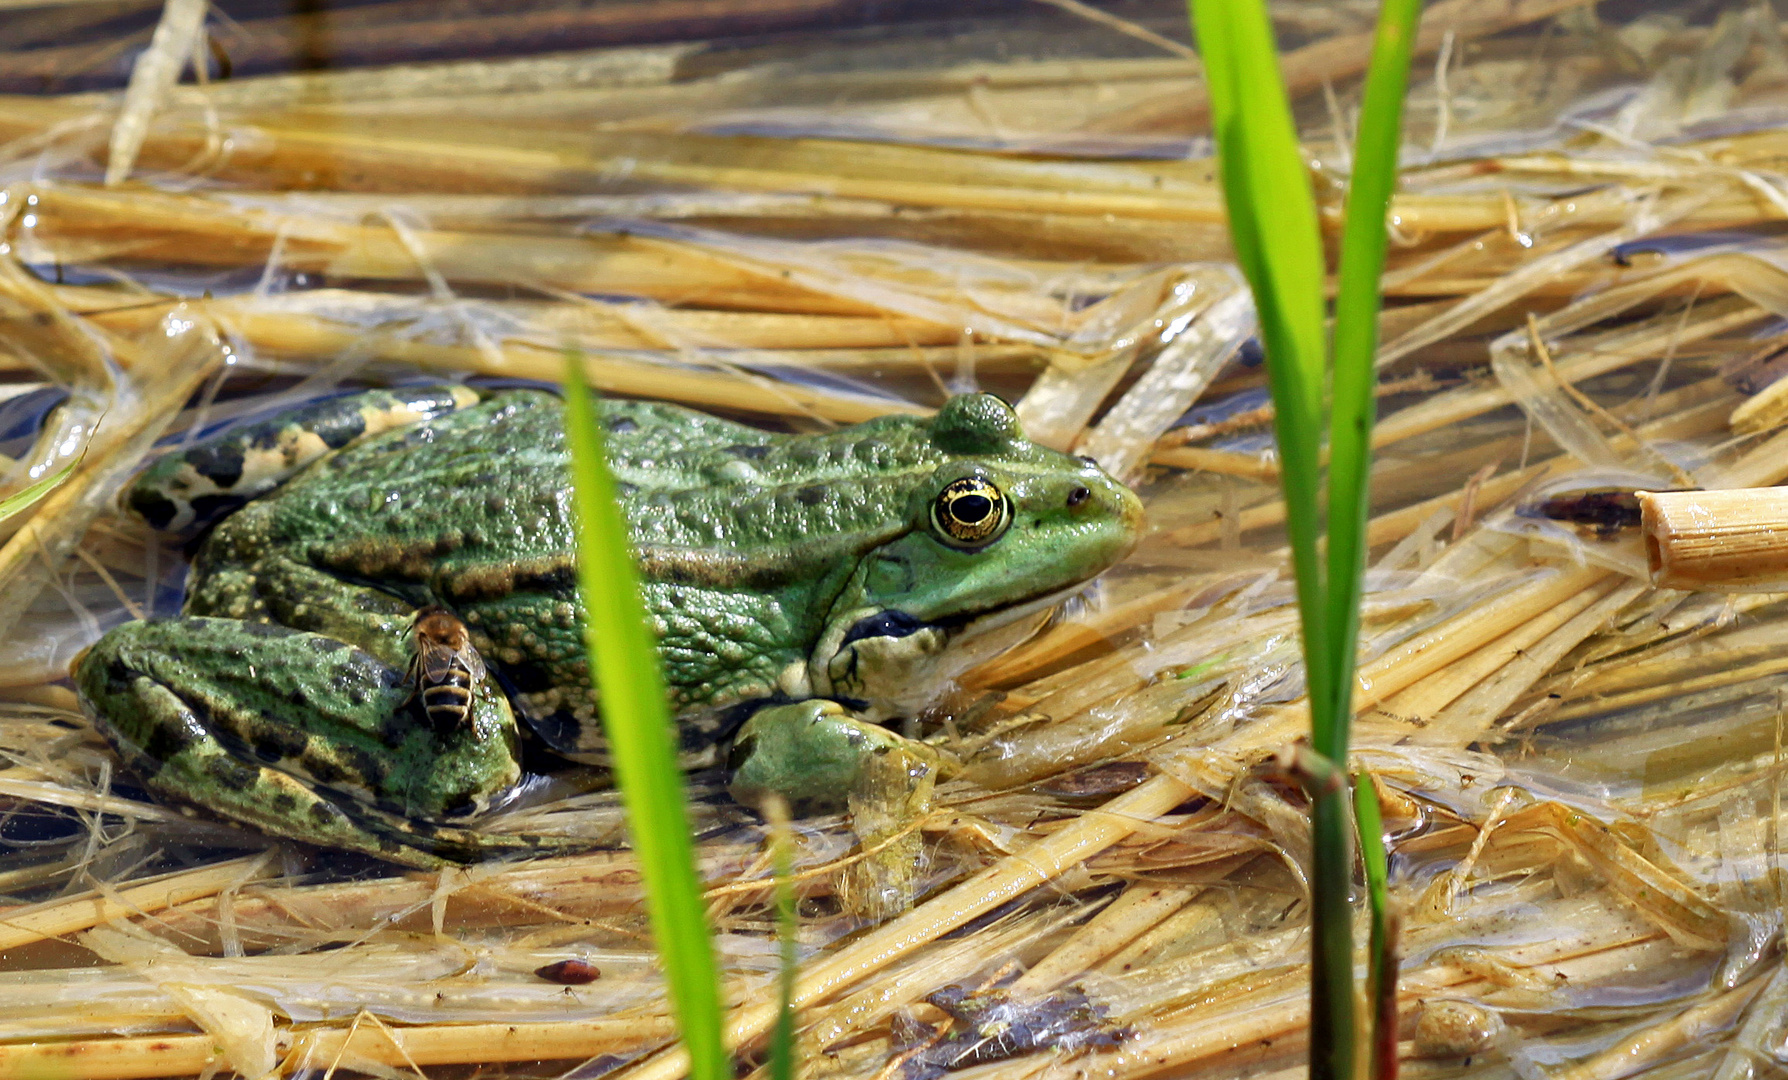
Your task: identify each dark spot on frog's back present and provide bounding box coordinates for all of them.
[252,720,310,763]
[138,692,198,764]
[796,485,826,506]
[237,620,293,639]
[205,754,258,791]
[725,443,769,460]
[185,443,245,489]
[99,657,142,698]
[607,416,639,434]
[306,408,367,450]
[129,491,180,531]
[854,438,891,466]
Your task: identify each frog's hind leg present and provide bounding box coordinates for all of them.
[128,385,482,535]
[185,551,420,670]
[97,676,492,869]
[74,616,550,869]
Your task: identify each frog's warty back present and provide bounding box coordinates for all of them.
[127,385,481,534]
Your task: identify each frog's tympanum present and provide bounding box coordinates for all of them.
[75,387,1142,898]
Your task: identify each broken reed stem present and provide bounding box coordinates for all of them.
[0,1015,677,1080]
[0,856,266,952]
[65,286,975,353]
[1642,487,1788,591]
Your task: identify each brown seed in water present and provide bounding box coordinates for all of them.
[534,959,601,984]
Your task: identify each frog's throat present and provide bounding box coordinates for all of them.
[805,584,1083,720]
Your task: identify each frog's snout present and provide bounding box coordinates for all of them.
[1073,471,1146,549]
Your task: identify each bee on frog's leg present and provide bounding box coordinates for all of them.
[407,606,486,734]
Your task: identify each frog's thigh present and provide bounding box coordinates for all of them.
[76,619,518,868]
[727,701,942,917]
[119,673,457,867]
[129,386,482,534]
[191,554,416,667]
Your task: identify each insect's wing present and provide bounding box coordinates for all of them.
[462,646,487,684]
[419,642,459,683]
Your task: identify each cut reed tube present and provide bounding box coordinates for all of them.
[1641,487,1788,591]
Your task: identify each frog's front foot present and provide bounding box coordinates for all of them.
[727,700,950,918]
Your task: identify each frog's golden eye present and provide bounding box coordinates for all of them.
[932,477,1010,548]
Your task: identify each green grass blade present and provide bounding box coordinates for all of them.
[561,356,729,1080]
[1354,774,1398,1080]
[1189,3,1352,1075]
[1187,0,1333,733]
[0,456,79,523]
[1328,9,1420,1079]
[1323,0,1422,759]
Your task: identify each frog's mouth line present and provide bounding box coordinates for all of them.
[838,580,1095,652]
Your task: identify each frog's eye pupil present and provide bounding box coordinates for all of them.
[954,494,993,523]
[932,477,1011,548]
[1067,486,1090,508]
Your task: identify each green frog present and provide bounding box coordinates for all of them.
[74,386,1142,882]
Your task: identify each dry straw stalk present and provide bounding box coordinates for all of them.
[1642,486,1788,591]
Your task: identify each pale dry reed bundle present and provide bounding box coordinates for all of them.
[4,3,1788,1079]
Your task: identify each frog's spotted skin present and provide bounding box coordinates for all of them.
[129,386,482,535]
[76,387,1143,870]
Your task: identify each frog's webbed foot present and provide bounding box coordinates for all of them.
[74,617,550,869]
[726,700,951,919]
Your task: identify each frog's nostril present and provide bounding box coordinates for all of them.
[1067,486,1090,508]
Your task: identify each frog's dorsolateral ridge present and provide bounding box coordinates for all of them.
[75,387,1143,870]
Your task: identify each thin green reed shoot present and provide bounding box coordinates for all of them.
[0,455,79,525]
[1189,1,1421,1077]
[1190,0,1330,729]
[1333,9,1420,1078]
[562,356,729,1080]
[1326,0,1423,754]
[1187,0,1347,1067]
[1354,774,1397,1080]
